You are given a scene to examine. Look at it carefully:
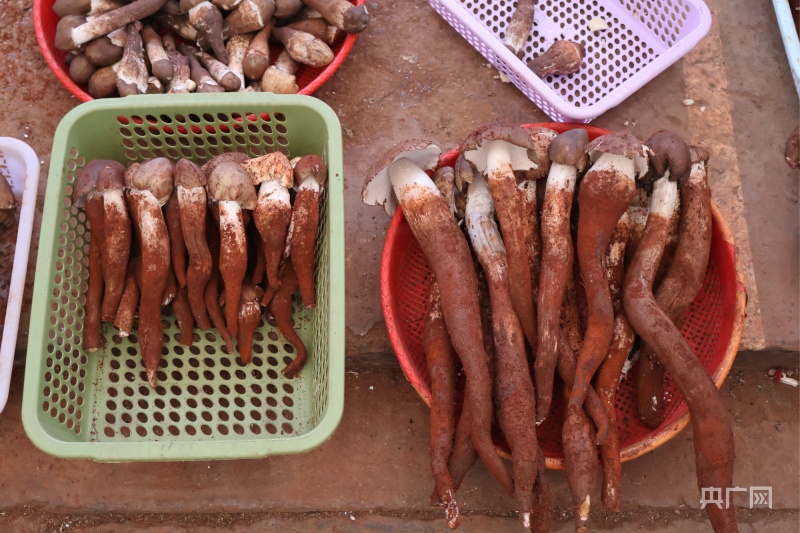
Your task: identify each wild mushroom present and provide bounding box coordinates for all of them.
[226,33,250,88]
[529,40,585,78]
[289,154,326,309]
[73,165,106,352]
[243,23,273,80]
[172,286,195,347]
[146,76,165,94]
[237,280,264,363]
[125,158,174,387]
[154,11,202,42]
[623,136,736,532]
[113,258,139,336]
[462,122,545,351]
[362,139,514,496]
[186,1,228,63]
[184,45,241,91]
[202,152,249,176]
[54,0,168,51]
[164,189,187,288]
[116,22,148,96]
[88,63,119,97]
[205,218,234,353]
[465,173,542,528]
[301,0,369,33]
[164,36,197,93]
[271,26,334,67]
[242,152,294,298]
[69,54,98,85]
[54,0,91,16]
[568,131,645,412]
[185,51,224,92]
[287,18,345,46]
[141,25,173,82]
[207,160,258,337]
[424,281,460,530]
[260,49,299,94]
[503,0,535,57]
[222,0,275,39]
[174,159,213,329]
[785,126,799,169]
[273,0,302,18]
[85,36,124,67]
[534,127,588,421]
[269,259,308,378]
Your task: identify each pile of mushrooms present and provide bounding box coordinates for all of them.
[363,125,737,532]
[53,0,369,98]
[75,150,327,387]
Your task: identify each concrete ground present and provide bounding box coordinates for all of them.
[0,0,797,531]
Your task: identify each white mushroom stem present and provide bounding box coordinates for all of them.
[466,139,537,178]
[387,158,440,202]
[71,0,168,47]
[226,34,249,88]
[546,162,578,194]
[649,173,677,218]
[588,152,636,181]
[259,178,290,206]
[465,176,504,274]
[219,201,246,254]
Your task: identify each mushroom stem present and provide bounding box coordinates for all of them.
[218,200,247,337]
[287,18,344,46]
[173,286,195,347]
[164,191,187,288]
[466,174,540,525]
[185,51,224,93]
[113,258,139,337]
[226,33,250,88]
[205,220,234,353]
[141,25,174,82]
[503,0,535,57]
[222,0,275,39]
[99,181,132,322]
[84,194,106,352]
[116,23,148,96]
[290,155,326,309]
[272,260,308,378]
[272,26,334,67]
[254,179,291,300]
[56,0,168,50]
[187,46,241,91]
[243,23,272,80]
[301,0,369,33]
[237,281,263,363]
[188,1,228,63]
[260,49,299,93]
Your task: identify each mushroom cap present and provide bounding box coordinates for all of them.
[175,158,207,188]
[645,130,692,184]
[207,160,258,210]
[689,145,710,165]
[294,154,327,188]
[73,160,101,205]
[548,128,589,170]
[55,16,86,52]
[462,121,541,173]
[432,166,456,215]
[125,158,174,206]
[94,160,127,192]
[454,153,474,192]
[586,130,649,178]
[201,151,249,176]
[361,139,441,217]
[241,151,294,188]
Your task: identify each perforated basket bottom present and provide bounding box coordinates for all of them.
[42,306,314,442]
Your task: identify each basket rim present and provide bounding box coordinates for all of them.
[32,0,363,102]
[21,93,346,461]
[380,123,745,469]
[429,0,712,121]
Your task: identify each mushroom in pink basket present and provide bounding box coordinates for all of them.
[529,40,585,78]
[503,0,535,57]
[54,0,168,51]
[207,160,258,337]
[362,139,514,498]
[125,158,173,387]
[301,0,368,34]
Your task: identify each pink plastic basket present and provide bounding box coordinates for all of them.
[429,0,712,122]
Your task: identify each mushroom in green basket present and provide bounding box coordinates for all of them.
[362,139,515,498]
[125,158,173,387]
[290,154,327,309]
[237,280,264,364]
[242,152,294,300]
[271,26,334,67]
[301,0,369,33]
[222,0,275,39]
[54,0,168,51]
[116,23,148,96]
[461,121,546,351]
[207,160,258,338]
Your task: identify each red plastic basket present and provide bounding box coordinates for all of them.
[380,123,746,469]
[33,0,363,102]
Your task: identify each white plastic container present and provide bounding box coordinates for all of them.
[429,0,712,122]
[0,138,40,414]
[772,0,800,99]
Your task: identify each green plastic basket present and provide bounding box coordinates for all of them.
[22,94,345,462]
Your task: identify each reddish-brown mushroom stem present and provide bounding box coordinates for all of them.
[270,260,308,379]
[173,286,194,347]
[207,160,257,337]
[466,174,540,527]
[562,403,600,533]
[251,231,266,285]
[243,22,273,80]
[243,152,293,302]
[362,140,513,497]
[530,452,555,533]
[125,158,173,387]
[569,132,644,411]
[113,259,139,337]
[462,122,549,351]
[424,281,460,530]
[624,142,736,531]
[594,210,635,512]
[528,40,585,78]
[175,159,212,329]
[84,195,106,352]
[535,128,588,421]
[164,190,187,288]
[290,154,327,309]
[161,267,177,307]
[237,280,264,364]
[205,214,234,353]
